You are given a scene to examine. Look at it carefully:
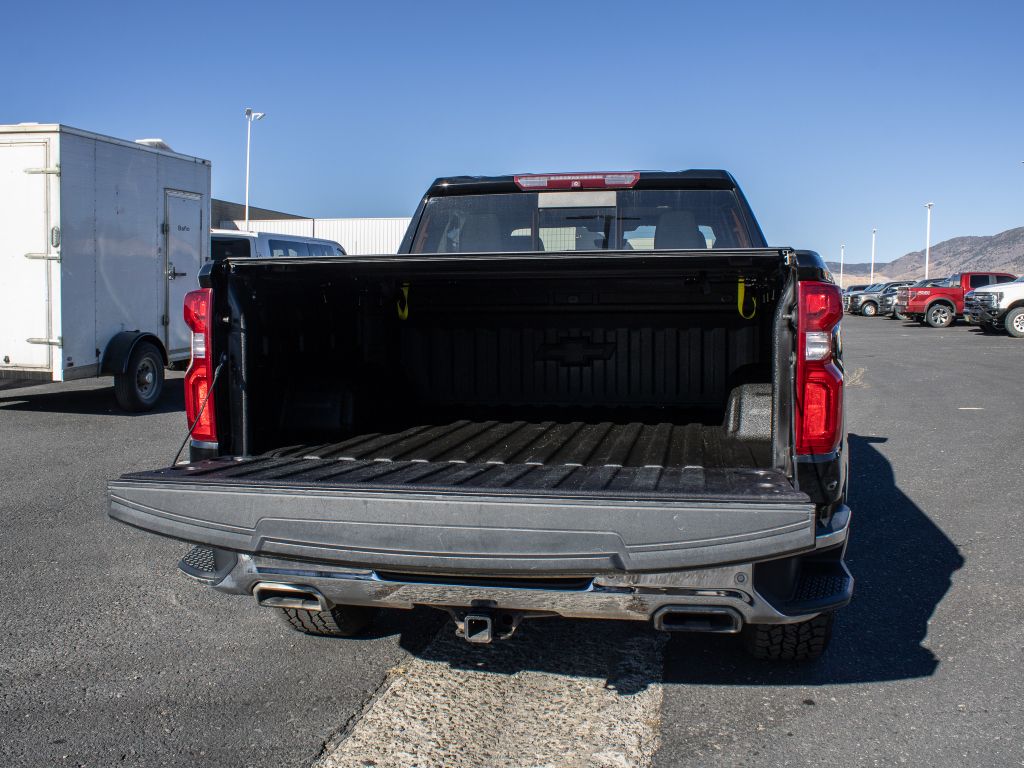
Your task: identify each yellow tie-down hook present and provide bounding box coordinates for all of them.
[396,282,410,320]
[737,277,757,320]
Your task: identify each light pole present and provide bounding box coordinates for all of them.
[840,244,845,288]
[244,108,266,230]
[870,228,877,283]
[924,203,934,279]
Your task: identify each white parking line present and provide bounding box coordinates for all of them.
[316,620,667,768]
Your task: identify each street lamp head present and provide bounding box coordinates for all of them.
[924,202,934,209]
[244,108,266,121]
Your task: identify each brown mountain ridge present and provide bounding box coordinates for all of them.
[825,225,1024,285]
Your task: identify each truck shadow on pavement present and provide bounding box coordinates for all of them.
[0,378,184,416]
[661,433,964,685]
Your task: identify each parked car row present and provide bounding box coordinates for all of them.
[845,280,915,316]
[842,271,1024,336]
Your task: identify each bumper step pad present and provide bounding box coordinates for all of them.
[177,545,237,584]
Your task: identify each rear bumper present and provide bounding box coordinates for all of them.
[110,456,854,624]
[0,368,56,382]
[895,302,926,314]
[181,504,852,626]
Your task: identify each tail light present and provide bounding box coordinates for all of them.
[183,288,217,444]
[796,281,843,455]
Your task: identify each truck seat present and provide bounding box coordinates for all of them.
[654,211,708,250]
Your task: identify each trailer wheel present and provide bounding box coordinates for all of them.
[1005,307,1024,338]
[926,303,954,328]
[114,341,165,411]
[742,612,834,661]
[277,605,378,637]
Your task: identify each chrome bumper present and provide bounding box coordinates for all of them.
[196,506,853,627]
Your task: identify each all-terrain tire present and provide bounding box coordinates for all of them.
[1004,307,1024,339]
[742,612,834,661]
[860,301,878,317]
[114,341,165,411]
[926,303,955,328]
[278,605,378,637]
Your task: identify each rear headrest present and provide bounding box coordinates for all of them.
[458,214,501,252]
[654,211,707,250]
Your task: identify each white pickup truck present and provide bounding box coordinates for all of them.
[965,275,1024,337]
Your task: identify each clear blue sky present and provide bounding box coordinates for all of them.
[3,1,1021,263]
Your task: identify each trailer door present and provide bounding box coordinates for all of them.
[163,190,204,358]
[0,141,55,371]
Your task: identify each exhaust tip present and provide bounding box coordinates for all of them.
[652,606,742,634]
[253,582,329,612]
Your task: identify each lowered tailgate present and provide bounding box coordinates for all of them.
[109,454,816,574]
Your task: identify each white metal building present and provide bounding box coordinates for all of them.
[226,217,411,255]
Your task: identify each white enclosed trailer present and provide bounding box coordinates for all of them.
[0,124,211,410]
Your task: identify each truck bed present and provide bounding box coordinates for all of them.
[237,420,777,498]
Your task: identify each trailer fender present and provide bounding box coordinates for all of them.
[101,332,168,375]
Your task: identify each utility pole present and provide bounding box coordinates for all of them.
[244,108,266,230]
[870,228,877,283]
[840,244,845,287]
[924,203,934,279]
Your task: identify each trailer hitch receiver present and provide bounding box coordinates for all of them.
[462,613,494,644]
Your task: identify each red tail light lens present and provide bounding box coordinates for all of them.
[796,282,843,455]
[183,288,217,444]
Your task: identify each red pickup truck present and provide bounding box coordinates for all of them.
[897,271,1016,327]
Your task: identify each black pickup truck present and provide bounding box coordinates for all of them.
[109,171,852,660]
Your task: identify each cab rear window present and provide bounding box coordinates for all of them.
[409,189,755,254]
[211,237,251,261]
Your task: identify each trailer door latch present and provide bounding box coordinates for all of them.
[24,165,61,176]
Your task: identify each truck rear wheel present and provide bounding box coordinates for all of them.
[926,303,954,328]
[1005,307,1024,338]
[277,605,378,637]
[114,341,165,411]
[742,612,833,661]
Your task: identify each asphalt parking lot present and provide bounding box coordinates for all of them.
[2,316,1022,767]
